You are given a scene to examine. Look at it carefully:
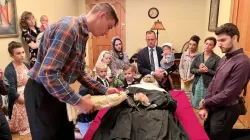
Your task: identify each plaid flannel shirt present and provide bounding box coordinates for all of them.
[28,15,107,105]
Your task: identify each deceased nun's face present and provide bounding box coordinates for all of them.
[143,75,156,83]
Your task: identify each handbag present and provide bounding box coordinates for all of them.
[239,82,248,115]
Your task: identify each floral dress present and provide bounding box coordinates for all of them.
[9,65,30,135]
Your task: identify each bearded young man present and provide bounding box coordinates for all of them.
[198,23,250,140]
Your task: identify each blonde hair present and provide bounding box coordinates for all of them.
[40,15,48,22]
[95,62,107,71]
[123,64,137,73]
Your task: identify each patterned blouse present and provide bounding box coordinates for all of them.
[110,50,129,76]
[21,26,41,68]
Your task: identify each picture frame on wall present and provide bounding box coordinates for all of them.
[0,0,18,38]
[208,0,220,32]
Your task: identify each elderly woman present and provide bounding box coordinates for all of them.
[110,36,129,76]
[190,37,220,109]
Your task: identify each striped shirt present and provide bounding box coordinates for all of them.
[28,15,107,105]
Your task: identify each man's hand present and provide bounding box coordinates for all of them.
[199,109,208,120]
[106,88,120,95]
[76,94,96,114]
[153,68,164,80]
[199,99,206,109]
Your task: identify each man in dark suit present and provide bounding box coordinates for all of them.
[137,30,175,91]
[137,30,164,80]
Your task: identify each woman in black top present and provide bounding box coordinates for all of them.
[20,11,41,68]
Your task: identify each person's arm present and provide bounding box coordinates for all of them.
[204,61,250,107]
[22,30,39,49]
[109,54,118,76]
[4,68,21,103]
[190,55,201,75]
[123,53,130,65]
[137,51,151,75]
[179,53,185,79]
[205,57,221,76]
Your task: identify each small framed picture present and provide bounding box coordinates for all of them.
[208,0,220,32]
[0,0,18,38]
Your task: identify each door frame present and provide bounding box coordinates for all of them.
[85,0,126,69]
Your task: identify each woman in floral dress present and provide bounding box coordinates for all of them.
[4,41,30,135]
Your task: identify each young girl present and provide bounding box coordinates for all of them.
[20,11,41,68]
[4,41,30,135]
[93,51,112,79]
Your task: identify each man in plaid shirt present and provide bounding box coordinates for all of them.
[24,3,119,140]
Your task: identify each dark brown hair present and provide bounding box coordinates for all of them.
[90,2,119,27]
[204,37,217,46]
[123,64,137,73]
[190,35,200,46]
[8,41,23,56]
[20,11,37,30]
[215,23,240,42]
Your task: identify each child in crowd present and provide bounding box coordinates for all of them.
[75,67,97,139]
[95,62,110,87]
[40,15,49,31]
[123,64,140,89]
[160,43,175,70]
[93,51,112,79]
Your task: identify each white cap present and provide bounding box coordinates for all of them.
[162,42,172,48]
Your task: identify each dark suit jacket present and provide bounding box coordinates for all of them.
[96,77,109,87]
[122,78,141,89]
[137,46,163,76]
[190,52,220,94]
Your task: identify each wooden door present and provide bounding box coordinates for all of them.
[86,0,126,69]
[231,0,250,128]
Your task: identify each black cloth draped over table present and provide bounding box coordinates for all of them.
[93,85,190,140]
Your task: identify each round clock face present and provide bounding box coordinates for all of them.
[148,7,159,19]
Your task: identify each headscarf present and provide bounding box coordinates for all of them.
[93,51,112,77]
[111,36,124,60]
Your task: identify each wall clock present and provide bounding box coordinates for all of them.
[148,7,159,19]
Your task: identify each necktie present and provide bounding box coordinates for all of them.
[104,79,109,87]
[150,48,155,71]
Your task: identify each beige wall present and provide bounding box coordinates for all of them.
[126,0,207,57]
[0,0,232,69]
[0,0,78,69]
[204,0,231,57]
